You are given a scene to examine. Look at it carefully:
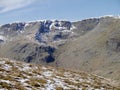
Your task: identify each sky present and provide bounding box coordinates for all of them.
[0,0,120,24]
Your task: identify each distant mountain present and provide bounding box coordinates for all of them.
[0,58,119,89]
[0,20,73,43]
[0,16,120,85]
[0,20,75,63]
[0,18,99,63]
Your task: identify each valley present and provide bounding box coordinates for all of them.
[0,16,120,88]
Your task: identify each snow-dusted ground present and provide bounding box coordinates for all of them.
[0,58,119,90]
[0,35,6,41]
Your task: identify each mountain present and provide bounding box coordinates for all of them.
[0,58,119,90]
[0,19,100,64]
[0,15,120,85]
[0,20,76,64]
[53,16,120,83]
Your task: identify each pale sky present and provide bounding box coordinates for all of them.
[0,0,120,24]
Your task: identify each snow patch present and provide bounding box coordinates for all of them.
[0,60,5,64]
[3,64,12,70]
[42,66,47,70]
[0,35,6,41]
[43,71,53,77]
[0,80,11,84]
[70,25,76,30]
[45,80,55,90]
[25,23,29,27]
[17,79,29,83]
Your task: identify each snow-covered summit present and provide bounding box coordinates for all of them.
[0,20,76,45]
[101,15,120,19]
[80,15,120,22]
[0,16,119,45]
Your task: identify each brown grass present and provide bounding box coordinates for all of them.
[56,86,63,90]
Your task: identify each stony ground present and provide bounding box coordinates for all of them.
[0,58,119,90]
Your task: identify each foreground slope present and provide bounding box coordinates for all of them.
[0,58,119,90]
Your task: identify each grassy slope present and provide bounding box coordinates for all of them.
[0,58,119,90]
[54,17,120,83]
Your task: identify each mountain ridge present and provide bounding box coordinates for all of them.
[0,15,120,85]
